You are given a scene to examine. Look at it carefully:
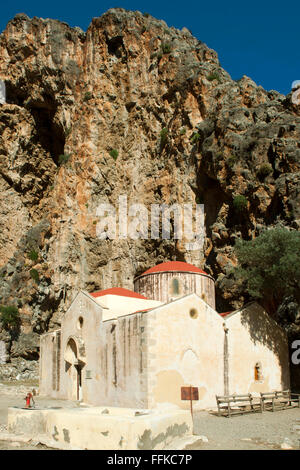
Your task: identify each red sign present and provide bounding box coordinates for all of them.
[181,386,199,401]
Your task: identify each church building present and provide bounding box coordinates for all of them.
[39,261,290,410]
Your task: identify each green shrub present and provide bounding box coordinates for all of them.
[257,163,273,180]
[58,154,71,165]
[161,43,171,54]
[0,305,20,329]
[28,250,38,262]
[109,149,119,160]
[30,269,39,284]
[83,91,93,102]
[226,155,238,168]
[65,126,72,137]
[233,195,248,213]
[207,72,221,83]
[190,132,200,144]
[180,127,186,135]
[160,127,168,148]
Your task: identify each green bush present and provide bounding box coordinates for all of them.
[180,127,186,135]
[161,43,171,54]
[58,154,71,165]
[109,149,119,160]
[0,305,20,329]
[65,126,72,137]
[257,163,273,180]
[190,132,200,144]
[83,91,93,102]
[233,195,248,213]
[30,269,39,284]
[28,250,38,262]
[160,127,168,148]
[226,155,239,168]
[207,72,221,83]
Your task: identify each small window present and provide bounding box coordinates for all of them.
[171,278,180,295]
[254,362,262,381]
[77,316,84,329]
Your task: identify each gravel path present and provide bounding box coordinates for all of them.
[192,408,300,450]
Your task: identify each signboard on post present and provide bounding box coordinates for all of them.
[181,386,199,418]
[181,386,199,401]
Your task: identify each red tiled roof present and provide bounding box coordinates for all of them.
[90,287,148,300]
[139,261,208,276]
[131,308,152,314]
[219,311,232,317]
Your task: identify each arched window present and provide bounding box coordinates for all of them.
[171,278,180,295]
[77,316,84,329]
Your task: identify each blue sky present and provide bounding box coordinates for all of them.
[0,0,299,94]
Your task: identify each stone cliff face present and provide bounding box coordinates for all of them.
[0,8,299,372]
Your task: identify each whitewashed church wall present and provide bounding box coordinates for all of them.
[226,303,290,395]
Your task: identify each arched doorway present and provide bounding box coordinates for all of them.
[64,337,86,401]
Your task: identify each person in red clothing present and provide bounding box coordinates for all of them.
[24,392,35,409]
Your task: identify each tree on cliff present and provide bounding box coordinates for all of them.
[233,226,300,316]
[0,305,20,330]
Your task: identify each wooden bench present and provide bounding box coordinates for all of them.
[260,390,300,412]
[216,394,263,417]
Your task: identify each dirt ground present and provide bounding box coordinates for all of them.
[1,382,300,450]
[191,408,300,450]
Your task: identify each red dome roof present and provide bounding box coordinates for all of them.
[139,261,208,277]
[90,287,148,300]
[220,311,232,317]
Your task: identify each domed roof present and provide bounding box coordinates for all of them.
[137,261,208,277]
[90,287,148,300]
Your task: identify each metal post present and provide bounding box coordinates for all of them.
[190,385,193,419]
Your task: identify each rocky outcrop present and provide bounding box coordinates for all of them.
[0,9,299,366]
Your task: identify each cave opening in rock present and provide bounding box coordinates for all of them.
[30,104,65,166]
[106,35,126,60]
